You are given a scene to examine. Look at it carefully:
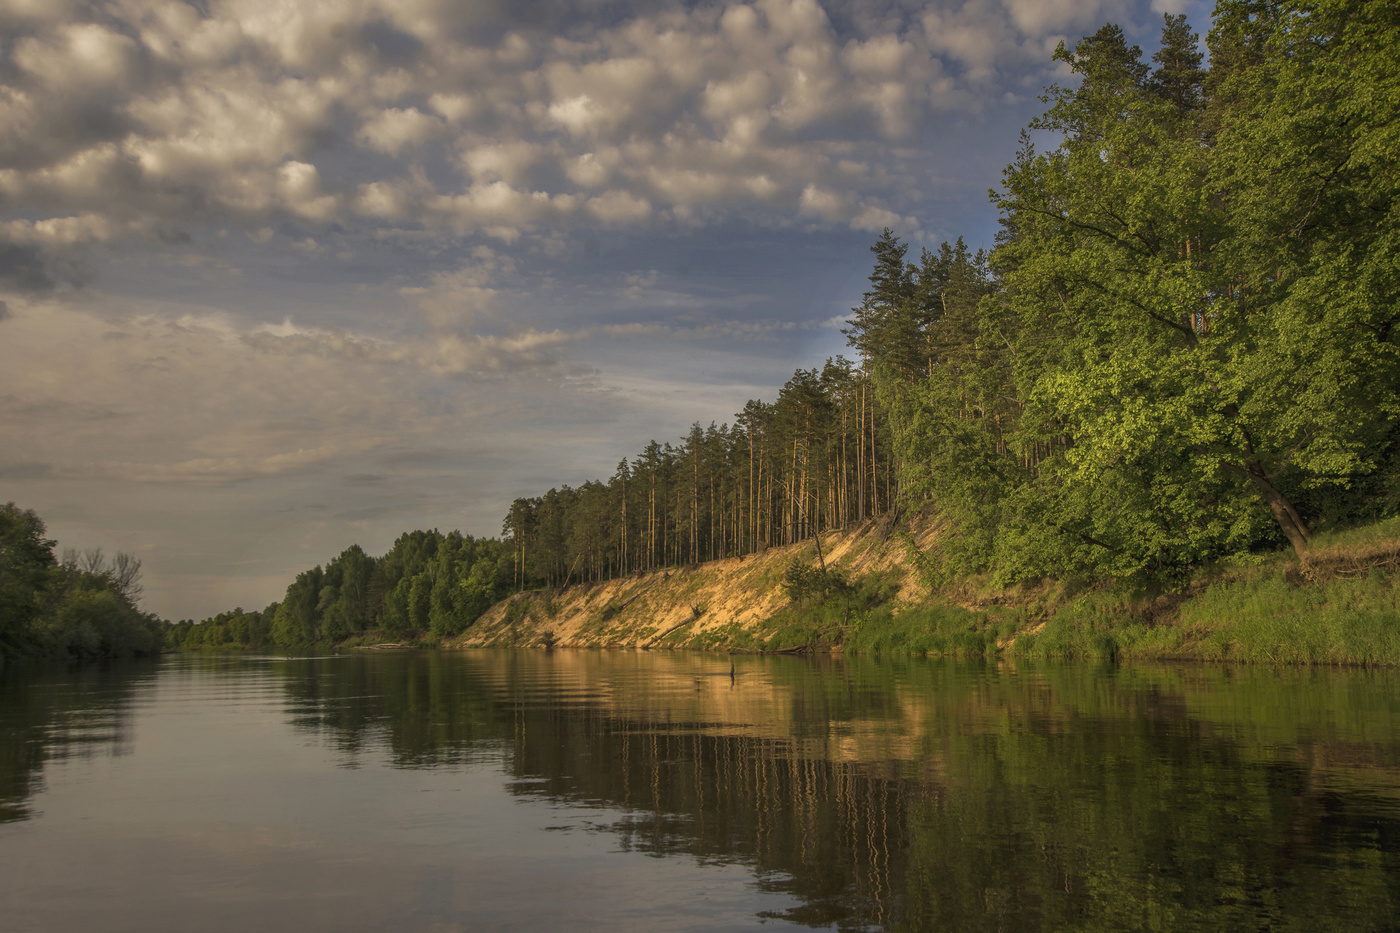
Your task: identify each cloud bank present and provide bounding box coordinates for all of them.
[1,0,1157,264]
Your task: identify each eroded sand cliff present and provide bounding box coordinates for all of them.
[452,510,938,649]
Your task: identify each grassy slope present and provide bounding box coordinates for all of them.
[450,512,1400,665]
[1016,518,1400,664]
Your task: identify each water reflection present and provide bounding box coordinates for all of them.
[266,652,1400,930]
[3,651,1399,930]
[0,661,151,823]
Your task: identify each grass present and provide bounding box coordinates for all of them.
[337,630,423,649]
[1184,568,1400,664]
[1310,515,1400,550]
[1011,539,1400,665]
[845,603,1002,658]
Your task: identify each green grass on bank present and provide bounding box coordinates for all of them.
[726,598,1013,660]
[1011,568,1400,664]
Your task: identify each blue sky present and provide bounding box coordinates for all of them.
[0,0,1207,619]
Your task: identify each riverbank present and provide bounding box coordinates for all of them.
[451,509,936,651]
[449,511,1400,665]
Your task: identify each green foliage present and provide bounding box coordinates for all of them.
[197,530,516,650]
[46,588,164,659]
[1184,570,1400,665]
[502,599,528,628]
[0,502,167,660]
[1312,516,1400,551]
[1011,527,1400,665]
[271,566,322,648]
[166,604,275,652]
[500,346,899,593]
[864,3,1400,588]
[0,503,57,657]
[758,566,901,651]
[845,603,998,658]
[781,557,851,607]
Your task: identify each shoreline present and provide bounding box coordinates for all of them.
[443,509,1400,666]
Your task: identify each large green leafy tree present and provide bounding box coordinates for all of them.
[1208,0,1400,527]
[988,6,1397,575]
[318,544,374,640]
[991,19,1253,575]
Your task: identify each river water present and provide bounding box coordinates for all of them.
[2,651,1398,931]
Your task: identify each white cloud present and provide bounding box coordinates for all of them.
[427,92,477,123]
[357,107,442,155]
[0,0,1154,259]
[291,236,324,257]
[12,22,138,90]
[1,214,123,245]
[398,252,506,331]
[547,94,601,136]
[462,142,542,186]
[274,161,338,221]
[799,184,847,221]
[586,190,652,225]
[565,151,615,188]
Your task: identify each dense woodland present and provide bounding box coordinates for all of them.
[7,1,1396,654]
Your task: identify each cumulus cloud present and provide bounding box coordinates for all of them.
[0,0,1152,262]
[358,107,443,155]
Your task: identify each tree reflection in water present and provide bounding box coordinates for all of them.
[2,652,1397,928]
[271,651,1400,931]
[0,660,151,823]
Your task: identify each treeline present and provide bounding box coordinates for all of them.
[509,2,1400,587]
[503,347,914,587]
[0,503,166,661]
[500,239,988,588]
[169,529,513,650]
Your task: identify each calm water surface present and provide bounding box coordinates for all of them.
[2,651,1399,931]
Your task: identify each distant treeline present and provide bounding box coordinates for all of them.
[181,3,1399,647]
[167,530,514,650]
[0,503,166,662]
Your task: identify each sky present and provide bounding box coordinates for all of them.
[0,0,1208,620]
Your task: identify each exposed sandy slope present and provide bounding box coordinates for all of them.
[452,509,939,650]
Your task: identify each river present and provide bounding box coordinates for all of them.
[2,651,1398,931]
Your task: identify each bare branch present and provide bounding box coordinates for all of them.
[81,547,107,576]
[112,552,144,605]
